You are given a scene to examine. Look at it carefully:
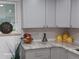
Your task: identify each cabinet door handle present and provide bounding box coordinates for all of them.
[43,25,45,28]
[70,25,72,27]
[56,25,58,27]
[43,25,48,28]
[47,25,48,28]
[40,26,44,28]
[45,25,48,28]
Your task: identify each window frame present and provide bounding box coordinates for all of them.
[0,1,21,35]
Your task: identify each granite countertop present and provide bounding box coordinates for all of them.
[22,40,79,55]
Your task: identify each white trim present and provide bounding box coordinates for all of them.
[0,1,16,4]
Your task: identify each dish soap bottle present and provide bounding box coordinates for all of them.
[42,33,48,42]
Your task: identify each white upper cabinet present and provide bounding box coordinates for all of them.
[71,0,79,28]
[23,0,56,28]
[23,0,79,28]
[23,0,45,28]
[0,0,21,1]
[46,0,56,27]
[56,0,71,27]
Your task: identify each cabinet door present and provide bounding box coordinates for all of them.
[51,47,68,59]
[6,0,20,1]
[56,0,71,27]
[68,51,79,59]
[71,0,79,28]
[46,0,56,27]
[25,48,50,59]
[23,0,45,28]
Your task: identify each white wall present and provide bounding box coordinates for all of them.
[0,36,21,59]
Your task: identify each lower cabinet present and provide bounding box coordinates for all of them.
[21,47,79,59]
[51,47,68,59]
[68,51,79,59]
[24,48,50,59]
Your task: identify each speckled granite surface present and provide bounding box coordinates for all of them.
[22,40,79,55]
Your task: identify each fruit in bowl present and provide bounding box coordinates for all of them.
[56,34,63,43]
[62,31,70,42]
[66,36,74,44]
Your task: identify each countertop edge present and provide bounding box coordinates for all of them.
[21,41,79,55]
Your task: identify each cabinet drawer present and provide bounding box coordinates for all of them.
[25,48,50,59]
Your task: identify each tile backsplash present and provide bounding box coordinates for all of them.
[23,28,64,41]
[68,28,79,44]
[23,28,79,44]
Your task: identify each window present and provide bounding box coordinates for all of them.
[0,1,21,35]
[0,4,15,30]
